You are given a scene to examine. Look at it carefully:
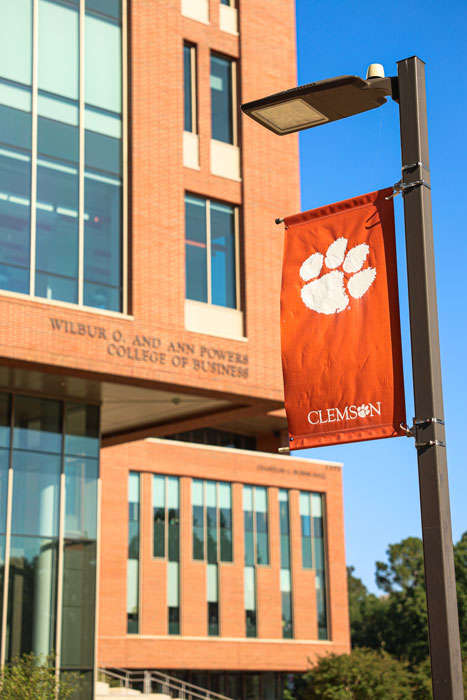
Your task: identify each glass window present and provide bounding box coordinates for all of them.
[206,480,217,564]
[0,449,9,534]
[0,0,33,86]
[11,451,61,538]
[0,148,31,295]
[153,475,165,558]
[168,477,180,563]
[244,566,256,637]
[243,485,254,567]
[65,403,100,458]
[0,1,124,313]
[0,392,11,449]
[38,0,79,100]
[300,492,312,569]
[13,395,62,453]
[192,479,204,560]
[61,540,96,667]
[279,490,293,638]
[168,561,179,634]
[185,194,238,309]
[127,473,140,633]
[184,43,197,133]
[255,487,269,565]
[210,201,236,308]
[35,159,79,303]
[211,55,234,144]
[219,482,232,562]
[207,563,219,636]
[6,536,58,660]
[65,457,98,540]
[185,194,207,303]
[83,172,122,312]
[85,13,122,113]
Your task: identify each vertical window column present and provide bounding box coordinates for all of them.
[192,480,232,637]
[300,491,328,639]
[167,477,180,634]
[0,0,125,312]
[183,42,199,170]
[210,54,239,180]
[242,486,269,637]
[312,493,328,639]
[279,490,293,639]
[127,472,139,633]
[185,194,238,309]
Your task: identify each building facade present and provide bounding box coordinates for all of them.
[0,0,350,698]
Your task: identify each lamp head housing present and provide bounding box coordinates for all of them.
[241,74,393,135]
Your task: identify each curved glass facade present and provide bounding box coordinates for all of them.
[0,393,99,699]
[0,0,124,312]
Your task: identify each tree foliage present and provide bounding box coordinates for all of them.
[295,648,414,700]
[0,653,79,700]
[348,532,467,664]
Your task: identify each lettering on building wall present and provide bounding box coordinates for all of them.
[256,464,327,479]
[49,318,249,378]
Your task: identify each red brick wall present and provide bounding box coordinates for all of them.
[98,439,350,671]
[0,0,300,408]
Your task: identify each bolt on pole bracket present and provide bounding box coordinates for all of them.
[401,418,446,449]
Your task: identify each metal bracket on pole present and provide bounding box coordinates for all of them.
[400,417,447,449]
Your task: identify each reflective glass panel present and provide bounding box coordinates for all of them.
[35,158,79,302]
[0,100,32,150]
[38,0,79,100]
[6,536,58,660]
[219,482,232,562]
[65,457,98,540]
[86,0,121,20]
[0,392,10,449]
[211,55,233,144]
[13,395,62,453]
[192,479,204,560]
[83,172,122,311]
[85,130,121,175]
[206,481,217,564]
[0,0,33,86]
[85,13,122,113]
[0,449,9,533]
[255,487,269,565]
[210,201,235,308]
[168,477,179,563]
[61,540,96,667]
[11,451,61,538]
[0,148,31,294]
[38,115,79,163]
[184,44,194,132]
[65,403,100,458]
[167,561,179,635]
[185,195,207,303]
[153,475,165,558]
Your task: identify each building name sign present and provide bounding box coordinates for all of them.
[49,318,249,379]
[256,464,327,479]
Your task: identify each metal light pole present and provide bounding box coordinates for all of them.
[397,56,463,699]
[242,56,464,698]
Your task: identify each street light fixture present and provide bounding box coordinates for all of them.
[242,57,464,700]
[241,73,393,135]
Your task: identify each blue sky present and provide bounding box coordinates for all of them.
[293,0,467,593]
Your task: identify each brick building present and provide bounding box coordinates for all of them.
[0,0,350,698]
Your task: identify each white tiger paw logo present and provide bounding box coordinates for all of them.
[357,404,370,418]
[299,238,376,315]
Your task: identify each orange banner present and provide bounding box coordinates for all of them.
[281,188,406,450]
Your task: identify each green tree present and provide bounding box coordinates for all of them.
[454,531,467,654]
[0,653,79,700]
[296,648,414,700]
[374,536,429,664]
[347,566,389,651]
